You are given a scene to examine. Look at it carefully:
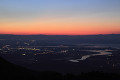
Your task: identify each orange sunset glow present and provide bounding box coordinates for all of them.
[0,0,120,35]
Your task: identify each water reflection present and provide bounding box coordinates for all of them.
[69,50,112,62]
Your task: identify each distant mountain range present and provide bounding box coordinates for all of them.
[0,34,120,44]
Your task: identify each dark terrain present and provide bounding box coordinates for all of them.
[0,34,120,80]
[1,56,120,80]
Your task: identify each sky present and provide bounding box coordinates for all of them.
[0,0,120,35]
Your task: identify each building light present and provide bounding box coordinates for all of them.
[22,54,26,56]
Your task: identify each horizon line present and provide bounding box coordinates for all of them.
[0,33,120,36]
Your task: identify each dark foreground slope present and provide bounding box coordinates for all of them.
[0,56,62,80]
[1,57,120,80]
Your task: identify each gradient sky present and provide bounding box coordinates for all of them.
[0,0,120,35]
